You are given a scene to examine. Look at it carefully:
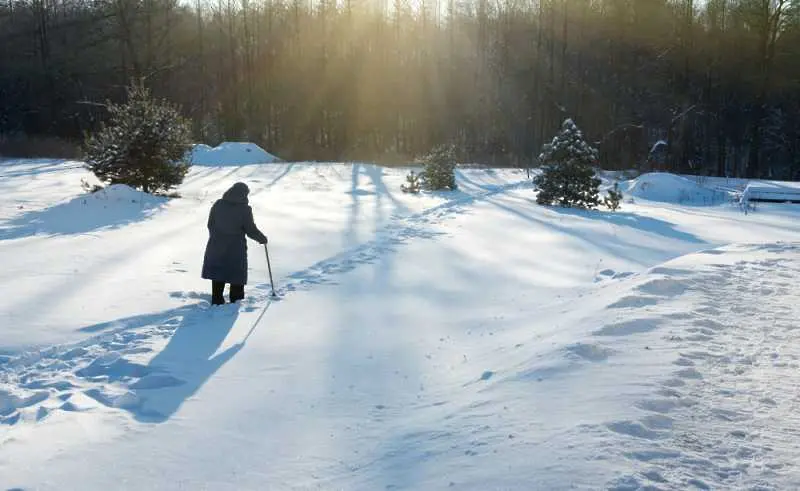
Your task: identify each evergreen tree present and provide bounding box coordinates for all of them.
[534,119,601,209]
[401,170,422,193]
[422,144,458,191]
[604,182,623,211]
[84,81,193,195]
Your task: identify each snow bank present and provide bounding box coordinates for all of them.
[620,172,732,205]
[187,142,280,166]
[92,184,161,203]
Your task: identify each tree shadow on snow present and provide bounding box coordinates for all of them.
[0,159,83,179]
[344,164,365,247]
[261,162,295,189]
[0,188,167,241]
[547,206,706,244]
[484,197,707,267]
[455,168,503,193]
[363,164,410,215]
[75,301,243,423]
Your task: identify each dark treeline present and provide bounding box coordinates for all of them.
[1,0,798,177]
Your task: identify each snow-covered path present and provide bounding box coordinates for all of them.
[584,243,800,490]
[3,159,800,489]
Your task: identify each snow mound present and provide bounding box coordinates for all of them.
[92,184,160,203]
[620,172,731,205]
[188,142,280,166]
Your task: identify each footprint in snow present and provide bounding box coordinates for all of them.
[699,249,726,255]
[21,380,75,391]
[648,266,694,276]
[606,420,668,440]
[564,343,614,362]
[711,408,746,422]
[0,390,49,416]
[635,278,689,297]
[130,374,185,390]
[594,318,661,337]
[693,318,725,331]
[607,295,660,309]
[694,305,722,316]
[594,269,615,282]
[640,414,674,430]
[168,291,211,302]
[634,398,682,414]
[674,367,703,379]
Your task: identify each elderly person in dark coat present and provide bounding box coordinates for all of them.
[202,182,268,305]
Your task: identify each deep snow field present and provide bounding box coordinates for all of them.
[2,156,800,490]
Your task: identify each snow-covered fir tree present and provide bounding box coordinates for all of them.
[84,81,192,195]
[534,118,601,209]
[401,170,422,193]
[604,182,623,210]
[422,144,457,191]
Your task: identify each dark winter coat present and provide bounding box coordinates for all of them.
[201,182,267,285]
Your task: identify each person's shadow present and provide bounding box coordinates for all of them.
[76,301,243,423]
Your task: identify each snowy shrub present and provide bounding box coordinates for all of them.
[84,81,192,195]
[534,118,601,209]
[401,170,422,193]
[421,144,457,191]
[80,177,103,194]
[604,182,623,211]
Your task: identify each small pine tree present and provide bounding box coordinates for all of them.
[401,170,421,193]
[534,118,601,209]
[422,144,457,191]
[604,182,623,211]
[84,81,193,195]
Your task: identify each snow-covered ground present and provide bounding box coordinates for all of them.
[2,159,800,489]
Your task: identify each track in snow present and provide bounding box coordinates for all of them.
[0,177,529,426]
[596,242,800,490]
[258,178,530,298]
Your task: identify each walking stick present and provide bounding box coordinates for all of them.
[265,243,277,298]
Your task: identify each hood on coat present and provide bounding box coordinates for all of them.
[222,182,250,204]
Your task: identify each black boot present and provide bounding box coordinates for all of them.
[229,284,244,303]
[211,281,226,305]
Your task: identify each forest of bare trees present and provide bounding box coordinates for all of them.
[1,0,798,177]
